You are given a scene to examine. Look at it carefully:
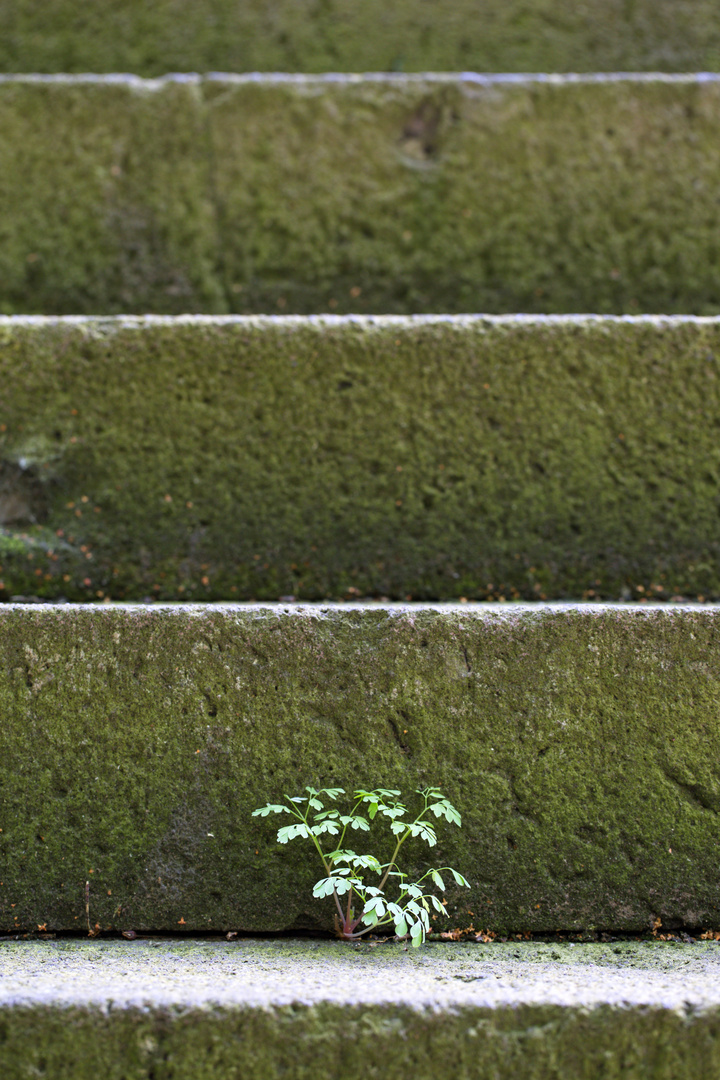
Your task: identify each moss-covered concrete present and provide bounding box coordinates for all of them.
[2,1001,719,1080]
[1,0,720,76]
[205,74,720,317]
[1,940,720,1079]
[4,75,720,315]
[0,604,719,935]
[3,315,720,602]
[0,77,224,316]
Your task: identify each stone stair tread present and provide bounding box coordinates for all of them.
[2,939,720,1011]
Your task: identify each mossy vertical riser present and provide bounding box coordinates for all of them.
[0,605,718,935]
[0,78,223,316]
[2,994,720,1080]
[2,315,720,602]
[3,76,720,315]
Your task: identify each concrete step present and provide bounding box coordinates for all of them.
[1,939,719,1079]
[2,314,720,603]
[2,74,720,315]
[2,0,719,77]
[1,602,719,936]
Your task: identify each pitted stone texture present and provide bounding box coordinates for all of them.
[2,939,720,1013]
[3,78,720,314]
[1,603,720,935]
[4,315,720,601]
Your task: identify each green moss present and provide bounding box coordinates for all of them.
[0,79,224,316]
[1,998,718,1080]
[4,77,720,314]
[0,605,719,934]
[207,77,720,317]
[2,315,720,601]
[1,0,720,75]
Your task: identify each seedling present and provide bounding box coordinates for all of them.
[252,786,469,946]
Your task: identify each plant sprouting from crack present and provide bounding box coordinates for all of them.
[252,787,469,946]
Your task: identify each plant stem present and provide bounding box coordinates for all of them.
[336,793,365,851]
[376,797,433,891]
[377,831,408,892]
[291,799,332,876]
[331,887,346,923]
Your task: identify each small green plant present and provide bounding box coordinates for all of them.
[252,786,469,946]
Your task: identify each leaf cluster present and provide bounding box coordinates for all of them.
[252,786,469,946]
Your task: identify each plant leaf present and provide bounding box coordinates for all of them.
[251,804,289,816]
[277,823,310,843]
[431,870,445,891]
[339,853,381,872]
[312,878,337,899]
[450,869,470,887]
[315,875,353,897]
[325,847,355,860]
[416,824,437,846]
[364,897,386,918]
[311,821,340,836]
[394,916,408,937]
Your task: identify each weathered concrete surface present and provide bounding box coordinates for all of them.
[0,77,223,317]
[1,940,719,1079]
[1,0,719,76]
[3,315,720,601]
[4,75,720,314]
[0,603,719,935]
[205,74,720,317]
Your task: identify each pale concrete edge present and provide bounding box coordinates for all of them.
[0,601,718,617]
[1,72,720,89]
[1,940,720,1013]
[2,313,720,330]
